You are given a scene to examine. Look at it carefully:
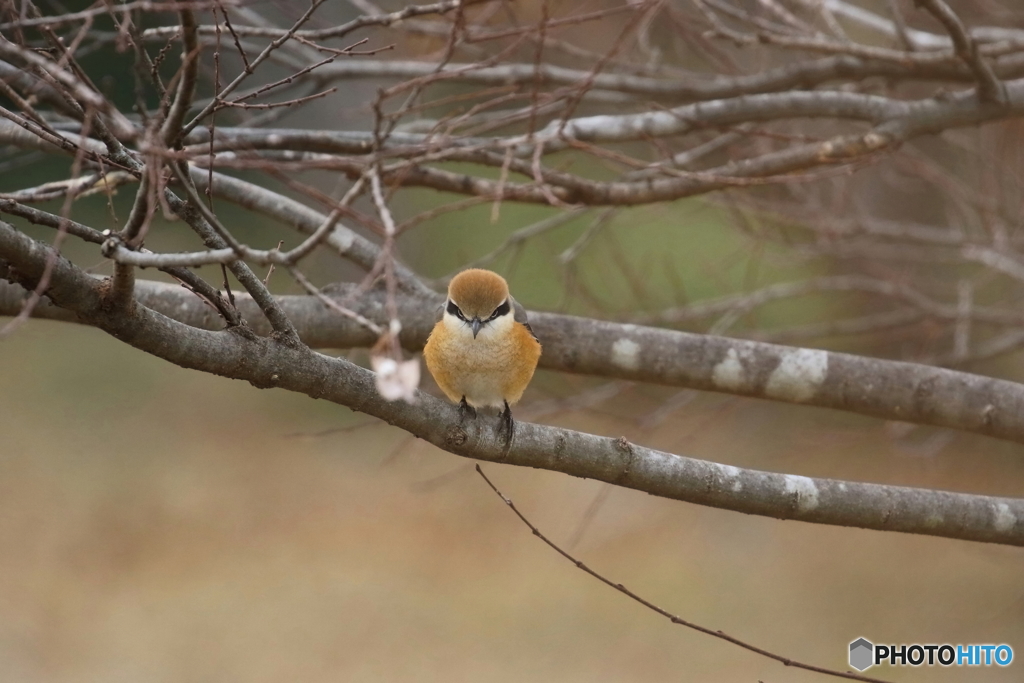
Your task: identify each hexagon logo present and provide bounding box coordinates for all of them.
[849,638,874,671]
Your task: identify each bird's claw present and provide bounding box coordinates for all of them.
[458,397,514,448]
[458,396,477,425]
[498,401,515,447]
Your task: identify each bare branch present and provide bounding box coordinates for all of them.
[141,0,470,42]
[5,0,1024,559]
[914,0,1006,103]
[187,167,434,297]
[6,274,1024,448]
[160,8,200,147]
[0,38,135,140]
[3,223,1024,547]
[179,0,330,137]
[0,1,228,31]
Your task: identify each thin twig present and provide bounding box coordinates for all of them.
[474,465,891,683]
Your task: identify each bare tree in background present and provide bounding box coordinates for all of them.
[3,0,1024,569]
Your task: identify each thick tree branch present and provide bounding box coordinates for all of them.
[526,83,1024,148]
[189,77,1024,157]
[300,55,1024,101]
[2,221,1023,546]
[172,82,1024,206]
[5,275,1024,448]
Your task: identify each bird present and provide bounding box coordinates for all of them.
[423,268,542,443]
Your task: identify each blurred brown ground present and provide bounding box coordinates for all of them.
[1,317,1021,682]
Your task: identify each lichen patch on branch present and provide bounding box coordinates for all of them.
[783,475,821,513]
[715,463,743,492]
[765,348,829,403]
[611,337,640,371]
[993,503,1017,533]
[711,347,751,393]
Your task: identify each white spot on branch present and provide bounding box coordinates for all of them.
[712,348,749,392]
[784,475,820,512]
[719,464,740,478]
[993,503,1016,532]
[611,338,640,371]
[333,228,354,251]
[765,348,828,402]
[714,464,743,491]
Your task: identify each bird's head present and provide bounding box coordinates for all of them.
[446,269,512,338]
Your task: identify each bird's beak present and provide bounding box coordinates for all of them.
[471,318,482,338]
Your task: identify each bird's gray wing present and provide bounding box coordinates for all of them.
[510,296,539,342]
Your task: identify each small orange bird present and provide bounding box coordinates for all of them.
[423,268,542,442]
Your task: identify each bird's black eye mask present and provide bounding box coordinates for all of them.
[487,300,510,321]
[446,299,466,321]
[447,299,510,323]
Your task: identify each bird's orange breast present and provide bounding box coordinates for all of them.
[424,320,541,409]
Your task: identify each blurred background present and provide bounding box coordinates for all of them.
[2,294,1023,682]
[3,0,1024,681]
[3,195,1023,682]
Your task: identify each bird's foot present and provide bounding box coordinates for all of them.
[458,396,477,425]
[498,401,515,447]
